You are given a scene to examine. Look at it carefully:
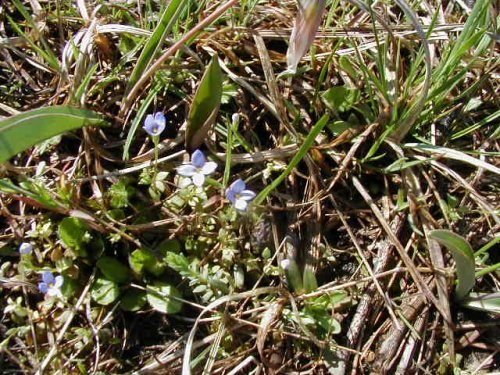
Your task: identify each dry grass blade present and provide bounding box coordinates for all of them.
[253,33,293,135]
[352,176,451,322]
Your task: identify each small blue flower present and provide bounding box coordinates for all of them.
[177,149,217,187]
[143,112,166,137]
[38,271,64,298]
[19,242,33,255]
[226,179,256,211]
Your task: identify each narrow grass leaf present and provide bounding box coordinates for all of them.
[429,229,475,301]
[460,292,500,313]
[125,0,185,94]
[0,106,107,163]
[185,54,223,150]
[405,143,500,175]
[255,114,329,205]
[9,0,60,70]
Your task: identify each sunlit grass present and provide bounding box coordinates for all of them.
[0,0,498,373]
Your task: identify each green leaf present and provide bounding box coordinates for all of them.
[146,282,183,314]
[282,259,304,293]
[185,54,223,150]
[383,157,432,173]
[96,256,131,284]
[255,114,329,205]
[460,292,500,313]
[0,178,60,209]
[120,289,147,312]
[0,106,107,163]
[157,239,181,255]
[129,248,166,276]
[58,217,90,258]
[429,229,475,301]
[322,86,360,113]
[107,180,134,209]
[303,268,318,293]
[91,278,120,305]
[125,0,186,95]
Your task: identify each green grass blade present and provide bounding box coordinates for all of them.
[10,0,60,70]
[0,106,108,163]
[254,114,329,205]
[125,0,186,95]
[429,229,475,301]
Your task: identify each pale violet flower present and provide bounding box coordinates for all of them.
[177,149,217,187]
[226,179,256,211]
[38,271,63,298]
[19,242,33,255]
[143,112,166,137]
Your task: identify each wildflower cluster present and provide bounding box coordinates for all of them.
[177,149,256,212]
[142,112,257,211]
[17,243,64,299]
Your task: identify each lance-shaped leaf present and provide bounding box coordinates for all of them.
[429,229,475,301]
[185,54,223,150]
[0,106,107,163]
[286,0,326,74]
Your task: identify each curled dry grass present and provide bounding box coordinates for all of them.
[0,0,499,374]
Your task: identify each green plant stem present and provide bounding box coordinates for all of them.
[254,114,329,205]
[475,263,500,278]
[223,116,237,188]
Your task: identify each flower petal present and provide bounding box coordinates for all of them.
[42,271,54,284]
[144,114,155,129]
[154,112,166,127]
[226,189,236,204]
[239,190,256,201]
[201,161,217,175]
[54,275,64,288]
[19,242,33,255]
[177,164,197,177]
[47,287,61,297]
[229,179,245,194]
[191,149,206,168]
[192,173,205,187]
[38,282,48,294]
[235,199,248,211]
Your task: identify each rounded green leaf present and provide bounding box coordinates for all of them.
[146,282,182,314]
[58,217,89,258]
[0,106,108,163]
[120,289,147,312]
[96,256,131,284]
[129,249,166,276]
[91,278,120,305]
